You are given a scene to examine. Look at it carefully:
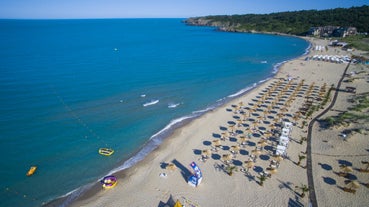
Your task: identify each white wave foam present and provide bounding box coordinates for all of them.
[272,60,287,74]
[143,99,159,107]
[168,103,180,108]
[192,106,215,114]
[151,115,194,139]
[228,85,255,98]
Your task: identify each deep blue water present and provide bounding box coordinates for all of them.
[0,18,309,207]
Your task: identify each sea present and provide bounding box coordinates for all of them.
[0,18,309,207]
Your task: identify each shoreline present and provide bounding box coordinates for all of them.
[60,36,367,207]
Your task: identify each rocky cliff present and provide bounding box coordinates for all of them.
[184,17,254,33]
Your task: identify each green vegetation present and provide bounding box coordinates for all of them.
[297,154,306,166]
[324,93,369,130]
[257,174,268,186]
[325,112,369,126]
[225,165,238,176]
[342,35,369,52]
[348,93,369,112]
[295,184,309,198]
[186,5,369,35]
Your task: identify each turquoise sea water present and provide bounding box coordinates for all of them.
[0,19,309,207]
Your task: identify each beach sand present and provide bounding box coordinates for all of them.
[69,37,369,207]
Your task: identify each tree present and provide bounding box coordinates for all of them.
[257,174,268,186]
[185,6,369,35]
[295,184,309,198]
[225,165,237,176]
[297,154,306,166]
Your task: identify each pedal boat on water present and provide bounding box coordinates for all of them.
[98,148,114,156]
[26,166,37,176]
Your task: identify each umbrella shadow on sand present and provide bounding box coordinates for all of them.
[212,133,221,138]
[203,140,212,146]
[172,159,192,182]
[157,194,176,207]
[322,176,336,185]
[338,159,352,166]
[318,162,332,171]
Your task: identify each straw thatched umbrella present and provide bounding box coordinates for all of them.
[292,115,300,123]
[252,148,262,155]
[252,121,259,130]
[231,145,240,154]
[277,113,284,119]
[212,140,221,151]
[258,139,267,146]
[239,136,247,146]
[262,110,269,118]
[264,131,273,138]
[221,132,229,140]
[229,125,235,133]
[257,116,263,123]
[201,149,211,159]
[237,119,243,127]
[258,139,267,151]
[222,154,232,164]
[360,161,369,171]
[166,163,177,171]
[244,160,255,172]
[274,155,284,162]
[249,108,256,115]
[340,165,353,177]
[281,107,288,113]
[346,180,360,190]
[242,113,248,121]
[273,117,280,123]
[267,167,278,174]
[233,106,240,114]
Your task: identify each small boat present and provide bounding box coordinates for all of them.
[98,148,114,156]
[101,175,117,189]
[26,166,37,176]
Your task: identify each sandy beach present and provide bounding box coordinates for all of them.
[69,37,369,207]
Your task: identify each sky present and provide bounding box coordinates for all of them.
[0,0,368,19]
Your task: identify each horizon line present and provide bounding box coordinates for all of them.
[0,17,190,20]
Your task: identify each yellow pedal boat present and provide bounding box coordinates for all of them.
[98,148,114,156]
[26,166,37,176]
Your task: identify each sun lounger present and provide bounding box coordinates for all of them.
[275,145,286,155]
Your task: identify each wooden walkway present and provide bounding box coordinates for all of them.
[306,61,351,207]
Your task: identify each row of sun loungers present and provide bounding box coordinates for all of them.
[275,122,292,156]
